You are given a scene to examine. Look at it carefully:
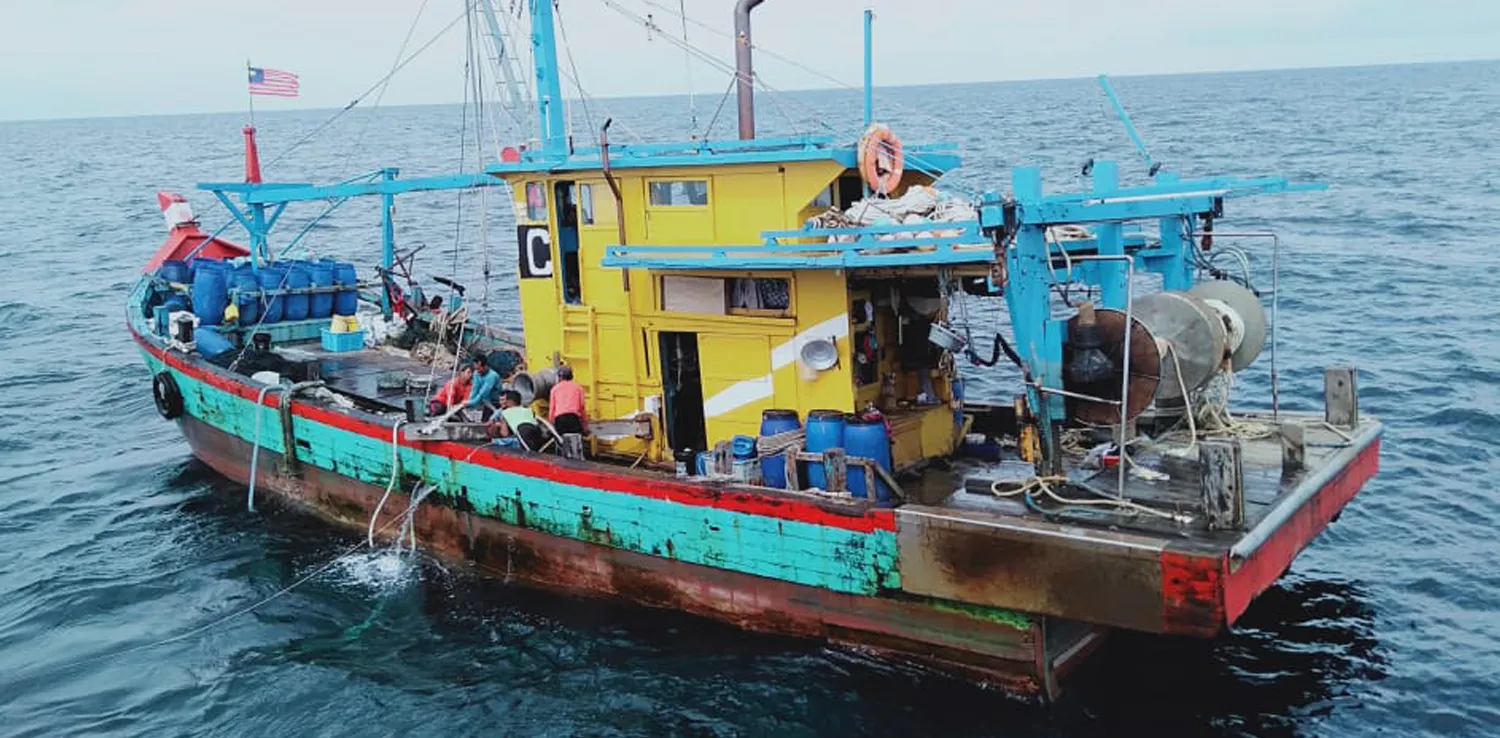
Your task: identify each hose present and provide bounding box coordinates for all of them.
[367,419,407,546]
[247,384,286,512]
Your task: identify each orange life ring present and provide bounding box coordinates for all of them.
[858,123,904,196]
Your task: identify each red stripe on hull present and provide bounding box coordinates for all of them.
[134,328,895,534]
[177,413,1066,698]
[1223,437,1381,623]
[1158,437,1380,635]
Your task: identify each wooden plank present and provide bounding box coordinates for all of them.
[824,448,847,494]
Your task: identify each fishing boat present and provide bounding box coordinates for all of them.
[128,0,1381,701]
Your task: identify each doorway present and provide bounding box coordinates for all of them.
[554,180,582,304]
[659,332,706,454]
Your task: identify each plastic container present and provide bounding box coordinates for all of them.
[195,328,235,358]
[731,435,758,460]
[696,450,712,476]
[333,262,359,316]
[230,267,260,326]
[308,261,336,319]
[758,409,801,489]
[191,262,228,326]
[258,266,287,323]
[157,259,190,285]
[320,327,366,353]
[283,263,311,321]
[803,409,847,490]
[844,415,893,502]
[673,449,696,477]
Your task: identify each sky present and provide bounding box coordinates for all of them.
[0,0,1497,121]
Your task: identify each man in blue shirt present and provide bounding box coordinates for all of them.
[464,354,500,420]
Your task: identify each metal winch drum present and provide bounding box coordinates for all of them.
[1063,280,1267,423]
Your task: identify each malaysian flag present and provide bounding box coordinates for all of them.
[248,66,299,97]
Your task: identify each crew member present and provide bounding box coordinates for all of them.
[490,389,544,450]
[548,365,588,435]
[428,364,474,417]
[464,355,500,420]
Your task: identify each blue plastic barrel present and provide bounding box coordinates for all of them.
[758,409,801,489]
[732,435,758,460]
[844,415,893,502]
[230,267,260,325]
[195,328,235,358]
[258,266,287,323]
[157,259,190,284]
[804,410,846,490]
[333,262,359,316]
[283,263,311,321]
[696,451,712,476]
[308,261,336,319]
[191,262,228,326]
[162,294,188,313]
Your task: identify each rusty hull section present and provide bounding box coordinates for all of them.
[894,433,1382,637]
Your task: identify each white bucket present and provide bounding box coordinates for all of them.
[928,322,967,352]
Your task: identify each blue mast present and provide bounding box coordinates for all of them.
[531,0,568,154]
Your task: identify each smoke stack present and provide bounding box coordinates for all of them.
[734,0,767,140]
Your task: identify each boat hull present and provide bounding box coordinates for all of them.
[176,410,1100,699]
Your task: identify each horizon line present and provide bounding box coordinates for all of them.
[3,56,1495,125]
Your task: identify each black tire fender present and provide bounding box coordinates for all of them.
[153,371,184,420]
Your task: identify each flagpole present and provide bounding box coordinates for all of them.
[246,59,256,127]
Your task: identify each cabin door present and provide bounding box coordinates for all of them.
[659,332,707,455]
[553,180,583,305]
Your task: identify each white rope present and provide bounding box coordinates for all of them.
[991,475,1188,522]
[246,384,283,512]
[367,419,407,546]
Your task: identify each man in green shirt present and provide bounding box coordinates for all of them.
[490,389,545,451]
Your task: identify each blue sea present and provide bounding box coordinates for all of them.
[2,60,1498,736]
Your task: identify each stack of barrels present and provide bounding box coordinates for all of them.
[757,408,893,503]
[159,257,358,329]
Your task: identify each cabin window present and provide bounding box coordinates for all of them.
[525,181,548,221]
[810,184,834,209]
[579,183,595,225]
[729,278,791,312]
[660,276,792,317]
[649,180,709,207]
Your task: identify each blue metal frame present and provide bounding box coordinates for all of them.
[198,169,508,319]
[985,162,1325,439]
[530,0,567,154]
[485,136,963,174]
[863,10,874,128]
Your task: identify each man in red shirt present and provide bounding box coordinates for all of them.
[428,364,474,417]
[548,365,588,436]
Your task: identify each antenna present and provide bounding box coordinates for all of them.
[1097,74,1162,177]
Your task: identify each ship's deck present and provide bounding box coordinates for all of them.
[909,415,1374,544]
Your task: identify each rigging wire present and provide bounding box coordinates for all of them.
[336,0,434,181]
[595,0,811,137]
[554,1,598,141]
[677,0,698,136]
[263,0,479,172]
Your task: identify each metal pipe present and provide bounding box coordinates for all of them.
[600,118,630,291]
[1191,230,1280,420]
[734,0,766,140]
[1061,253,1136,497]
[862,9,873,128]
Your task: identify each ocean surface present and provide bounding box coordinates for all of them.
[2,60,1498,736]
